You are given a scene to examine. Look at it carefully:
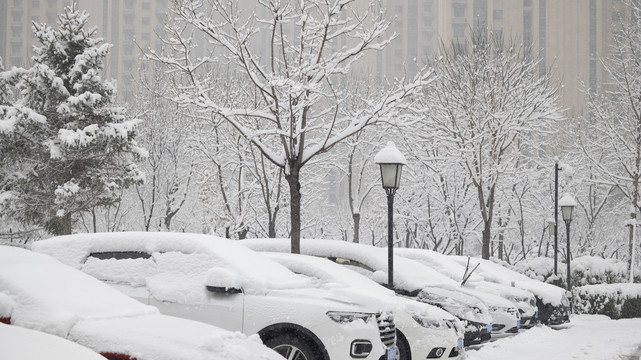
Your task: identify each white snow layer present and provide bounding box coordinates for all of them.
[466,315,641,360]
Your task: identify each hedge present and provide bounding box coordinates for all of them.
[573,283,641,319]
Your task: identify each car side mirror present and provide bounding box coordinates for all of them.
[206,285,243,294]
[204,267,245,295]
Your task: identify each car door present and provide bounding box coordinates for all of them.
[147,251,245,332]
[82,251,154,304]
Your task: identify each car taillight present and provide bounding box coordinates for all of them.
[0,317,10,324]
[100,353,136,360]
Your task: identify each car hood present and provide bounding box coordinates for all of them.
[268,286,394,314]
[70,313,282,360]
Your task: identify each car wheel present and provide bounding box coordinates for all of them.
[396,330,411,360]
[264,333,321,360]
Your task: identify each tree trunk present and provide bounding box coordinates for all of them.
[482,223,491,259]
[353,213,360,243]
[62,212,72,235]
[268,205,279,238]
[286,165,302,254]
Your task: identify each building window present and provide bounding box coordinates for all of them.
[141,32,150,41]
[11,42,21,52]
[142,17,150,25]
[142,1,150,10]
[11,25,22,38]
[11,9,23,21]
[453,23,466,38]
[493,9,503,20]
[48,0,56,8]
[32,0,41,8]
[13,0,21,7]
[453,3,466,17]
[124,14,135,25]
[125,0,135,10]
[524,0,532,7]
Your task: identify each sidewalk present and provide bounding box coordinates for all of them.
[465,315,641,360]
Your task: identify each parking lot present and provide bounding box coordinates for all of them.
[465,315,641,360]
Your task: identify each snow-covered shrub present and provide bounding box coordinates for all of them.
[573,283,641,319]
[512,257,556,282]
[570,256,628,287]
[512,256,630,288]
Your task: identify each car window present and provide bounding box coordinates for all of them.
[89,251,152,260]
[325,256,376,272]
[83,252,156,286]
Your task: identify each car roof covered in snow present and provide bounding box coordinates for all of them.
[448,255,566,305]
[262,251,457,321]
[0,245,283,360]
[242,238,459,292]
[32,232,311,292]
[395,248,536,301]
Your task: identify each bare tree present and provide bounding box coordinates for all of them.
[579,0,641,273]
[131,65,196,232]
[421,32,563,259]
[145,0,431,252]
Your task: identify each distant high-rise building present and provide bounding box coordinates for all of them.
[0,0,169,101]
[369,0,628,119]
[0,0,630,115]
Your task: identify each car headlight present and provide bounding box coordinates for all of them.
[326,311,373,324]
[411,314,445,329]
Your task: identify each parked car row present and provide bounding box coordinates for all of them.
[30,233,399,360]
[1,232,571,360]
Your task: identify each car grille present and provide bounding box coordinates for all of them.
[376,312,396,348]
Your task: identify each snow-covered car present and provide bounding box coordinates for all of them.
[0,323,108,360]
[32,232,397,360]
[395,248,538,332]
[261,251,465,359]
[241,238,496,347]
[0,245,283,360]
[448,255,570,326]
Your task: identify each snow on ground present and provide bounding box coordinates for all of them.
[465,315,641,360]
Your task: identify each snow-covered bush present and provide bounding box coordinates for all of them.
[570,256,629,287]
[512,256,630,288]
[512,257,556,282]
[573,283,641,319]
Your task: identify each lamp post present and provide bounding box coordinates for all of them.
[559,194,576,290]
[374,141,406,291]
[625,220,636,283]
[554,161,560,277]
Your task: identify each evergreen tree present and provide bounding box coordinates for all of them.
[0,7,146,235]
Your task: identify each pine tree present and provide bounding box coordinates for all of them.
[0,7,146,235]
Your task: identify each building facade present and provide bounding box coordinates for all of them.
[0,0,630,115]
[0,0,169,100]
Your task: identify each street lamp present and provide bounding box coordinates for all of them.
[625,220,636,283]
[374,141,406,291]
[559,194,576,293]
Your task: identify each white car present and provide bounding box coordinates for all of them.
[241,238,497,347]
[0,323,107,360]
[448,255,571,326]
[261,251,465,359]
[395,248,537,333]
[33,232,397,360]
[0,245,282,360]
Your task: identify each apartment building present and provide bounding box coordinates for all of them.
[0,0,630,115]
[0,0,169,100]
